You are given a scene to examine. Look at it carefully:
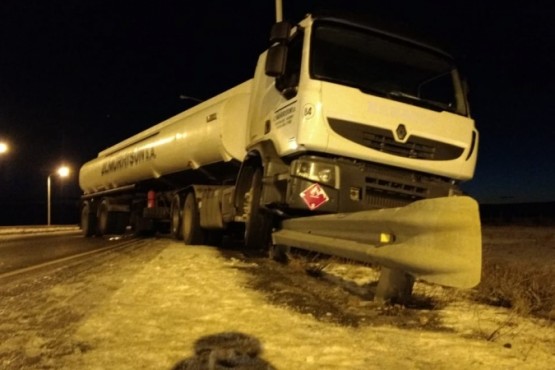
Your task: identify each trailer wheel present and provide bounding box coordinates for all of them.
[97,200,111,236]
[170,194,182,240]
[182,192,204,245]
[80,202,96,237]
[244,168,273,250]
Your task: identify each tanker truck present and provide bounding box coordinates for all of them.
[79,11,481,302]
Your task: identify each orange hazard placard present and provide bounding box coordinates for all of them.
[300,183,329,210]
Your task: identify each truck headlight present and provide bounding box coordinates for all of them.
[318,168,332,183]
[293,160,339,188]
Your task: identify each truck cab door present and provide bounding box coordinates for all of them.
[247,25,304,149]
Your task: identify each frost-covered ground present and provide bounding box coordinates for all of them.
[62,232,553,369]
[1,226,554,369]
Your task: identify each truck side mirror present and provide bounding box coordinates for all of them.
[269,21,291,44]
[265,44,288,77]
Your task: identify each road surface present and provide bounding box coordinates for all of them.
[0,229,136,279]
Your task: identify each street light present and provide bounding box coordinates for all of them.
[0,141,8,155]
[47,165,70,226]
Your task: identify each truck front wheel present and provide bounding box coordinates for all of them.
[244,168,273,250]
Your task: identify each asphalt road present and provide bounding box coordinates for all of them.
[0,231,132,277]
[0,234,164,369]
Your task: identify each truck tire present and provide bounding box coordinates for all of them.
[170,194,182,240]
[97,201,111,236]
[80,202,96,237]
[244,168,273,250]
[182,192,204,245]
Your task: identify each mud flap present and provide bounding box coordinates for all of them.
[271,196,481,289]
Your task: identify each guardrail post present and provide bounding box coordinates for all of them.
[374,268,415,304]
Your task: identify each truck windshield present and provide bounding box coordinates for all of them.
[310,20,468,116]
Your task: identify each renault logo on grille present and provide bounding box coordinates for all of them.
[396,124,407,141]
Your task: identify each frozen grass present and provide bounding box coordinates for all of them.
[474,225,555,320]
[286,225,555,321]
[475,259,555,319]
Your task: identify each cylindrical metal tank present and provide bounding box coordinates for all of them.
[79,81,252,194]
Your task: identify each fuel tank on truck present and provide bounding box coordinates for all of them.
[79,80,252,194]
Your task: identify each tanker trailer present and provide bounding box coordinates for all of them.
[79,81,251,237]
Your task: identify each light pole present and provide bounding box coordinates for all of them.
[47,165,70,226]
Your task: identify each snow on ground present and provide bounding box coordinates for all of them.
[0,225,78,236]
[58,239,554,370]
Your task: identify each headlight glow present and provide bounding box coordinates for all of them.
[318,168,332,183]
[294,160,339,188]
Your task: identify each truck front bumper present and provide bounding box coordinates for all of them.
[286,155,459,214]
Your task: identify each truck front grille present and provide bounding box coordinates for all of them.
[328,118,464,160]
[342,159,456,209]
[364,173,428,208]
[366,176,427,199]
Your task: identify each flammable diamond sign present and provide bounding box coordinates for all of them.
[300,183,329,210]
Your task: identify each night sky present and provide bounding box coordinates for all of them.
[0,1,554,224]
